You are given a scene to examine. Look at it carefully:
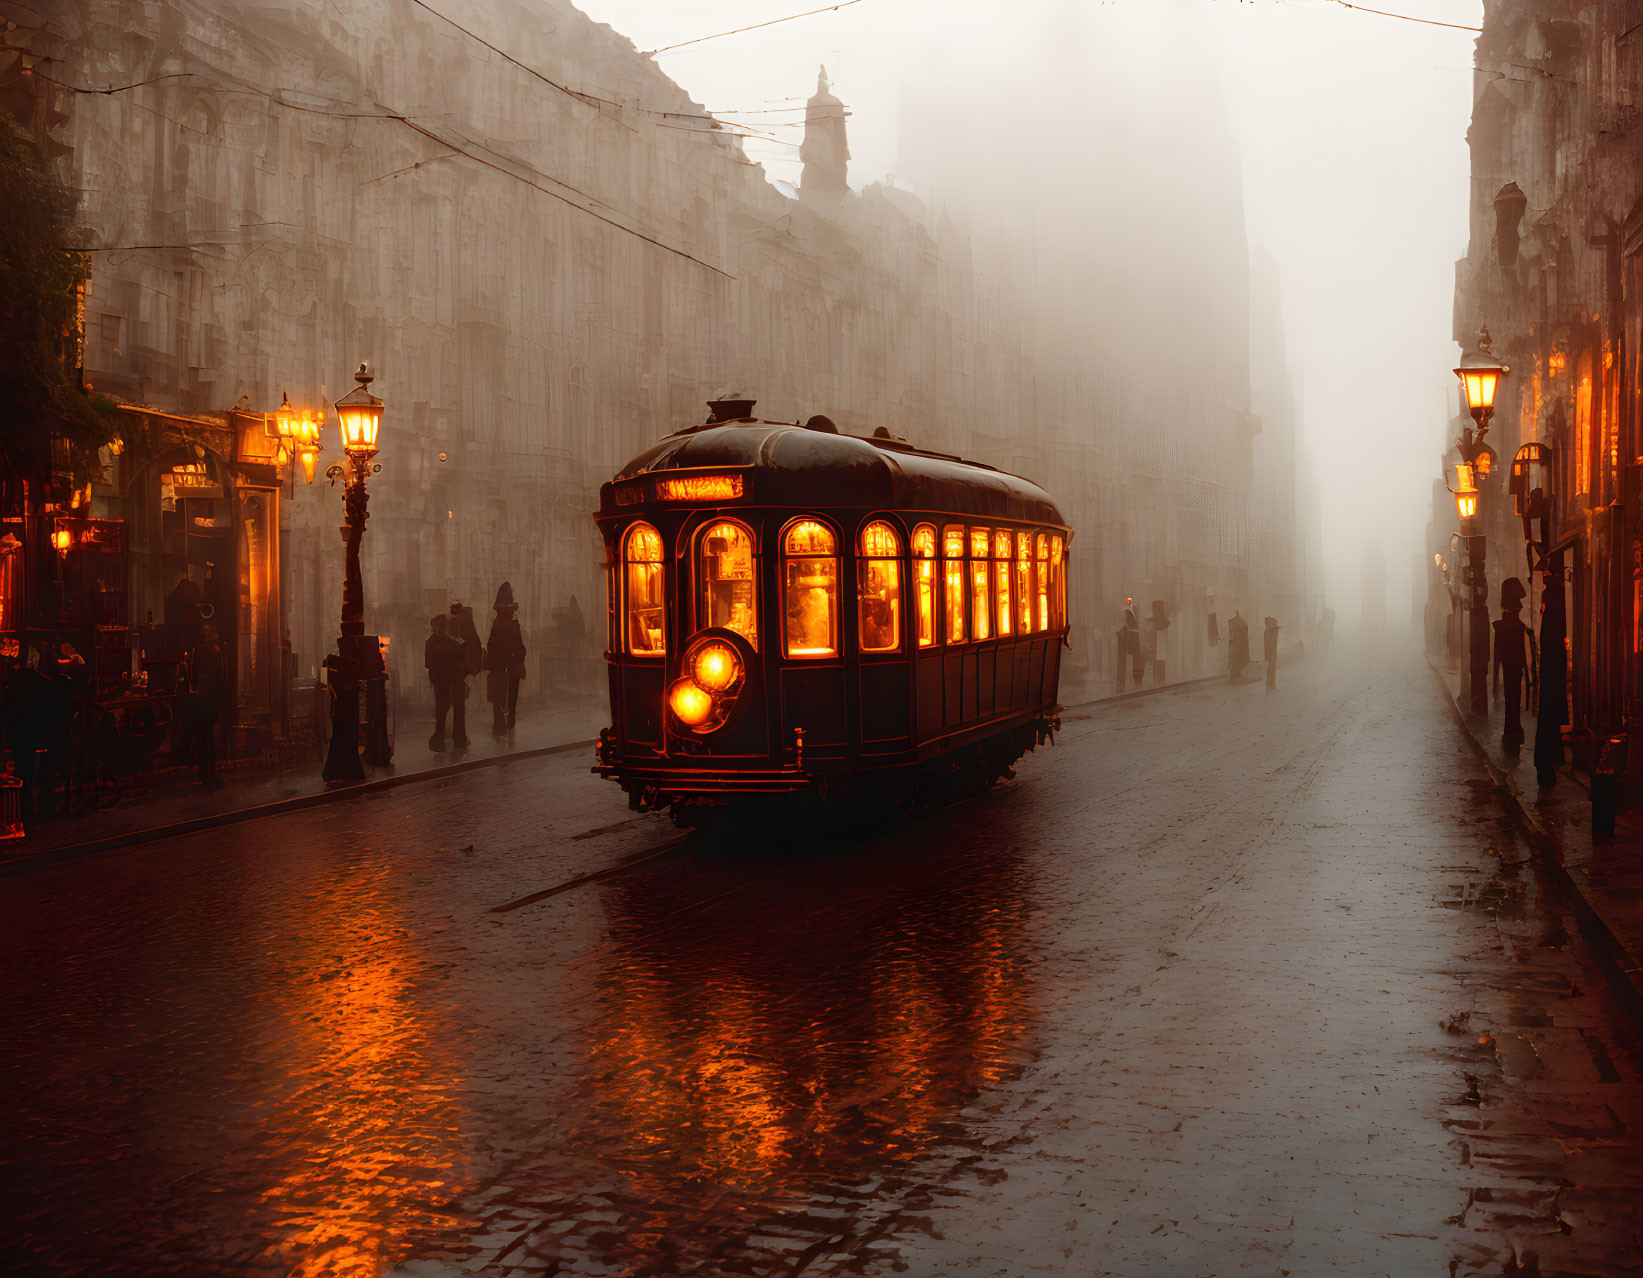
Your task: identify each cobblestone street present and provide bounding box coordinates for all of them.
[3,652,1640,1276]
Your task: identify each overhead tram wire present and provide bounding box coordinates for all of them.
[642,0,866,56]
[1317,0,1480,31]
[36,68,735,278]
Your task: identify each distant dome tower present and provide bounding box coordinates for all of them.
[800,65,849,203]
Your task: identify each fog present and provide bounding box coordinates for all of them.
[581,0,1480,630]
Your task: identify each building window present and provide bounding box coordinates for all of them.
[698,519,758,649]
[969,527,992,641]
[623,522,665,655]
[994,529,1013,637]
[859,520,902,653]
[1575,353,1594,499]
[913,524,937,648]
[783,519,837,658]
[944,524,966,643]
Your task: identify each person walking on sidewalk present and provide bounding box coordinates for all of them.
[485,581,528,736]
[1117,600,1142,693]
[1493,578,1534,753]
[1263,616,1280,692]
[425,614,467,751]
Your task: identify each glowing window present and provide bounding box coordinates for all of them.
[994,529,1013,638]
[943,525,966,644]
[859,520,902,653]
[1050,535,1066,630]
[1576,354,1593,497]
[783,519,838,658]
[1035,534,1050,631]
[913,524,937,648]
[969,527,992,642]
[698,520,758,650]
[623,522,665,655]
[1016,532,1032,634]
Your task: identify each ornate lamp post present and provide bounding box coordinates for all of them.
[1510,440,1568,790]
[1453,329,1509,717]
[321,364,384,783]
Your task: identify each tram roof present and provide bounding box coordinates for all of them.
[611,420,1067,526]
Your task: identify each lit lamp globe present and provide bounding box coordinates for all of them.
[335,363,383,461]
[292,411,322,483]
[1454,328,1508,428]
[1454,463,1479,522]
[274,391,297,439]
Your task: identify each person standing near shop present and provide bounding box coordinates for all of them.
[183,624,226,788]
[485,582,528,736]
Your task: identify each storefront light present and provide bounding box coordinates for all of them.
[51,529,72,551]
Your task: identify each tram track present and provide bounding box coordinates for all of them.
[489,832,699,913]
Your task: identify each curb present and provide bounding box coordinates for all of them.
[1427,659,1643,1029]
[0,736,598,880]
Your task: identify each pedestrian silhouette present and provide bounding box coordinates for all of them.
[1493,578,1534,753]
[1117,599,1142,692]
[1227,612,1250,682]
[1263,616,1279,691]
[182,623,226,788]
[425,613,467,751]
[486,581,528,736]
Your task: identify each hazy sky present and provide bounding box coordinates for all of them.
[574,0,1482,621]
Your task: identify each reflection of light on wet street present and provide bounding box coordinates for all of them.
[256,860,474,1277]
[549,841,1036,1272]
[4,664,1642,1276]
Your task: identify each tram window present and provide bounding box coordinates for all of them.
[699,520,758,650]
[1050,535,1066,630]
[783,519,838,658]
[624,522,666,655]
[969,527,992,641]
[943,524,966,643]
[913,525,937,648]
[859,521,902,653]
[994,529,1013,638]
[1035,534,1050,631]
[1016,532,1033,634]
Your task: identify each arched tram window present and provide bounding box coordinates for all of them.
[698,520,758,649]
[993,529,1013,638]
[1016,531,1033,634]
[1035,533,1050,632]
[912,524,937,648]
[969,527,991,642]
[623,522,665,655]
[1051,534,1067,630]
[943,525,966,644]
[783,519,838,658]
[858,521,902,653]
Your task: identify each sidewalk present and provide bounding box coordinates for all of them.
[1430,656,1643,1025]
[0,701,606,877]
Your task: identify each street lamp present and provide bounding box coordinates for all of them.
[1453,463,1479,523]
[321,363,389,783]
[1454,327,1508,432]
[1450,329,1508,719]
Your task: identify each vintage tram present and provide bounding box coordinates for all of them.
[594,398,1071,824]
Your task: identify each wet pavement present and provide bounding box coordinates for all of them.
[2,651,1640,1276]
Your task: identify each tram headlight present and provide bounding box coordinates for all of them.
[669,682,715,727]
[690,641,740,693]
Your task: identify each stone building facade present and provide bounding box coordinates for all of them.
[5,0,1312,722]
[1452,0,1643,764]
